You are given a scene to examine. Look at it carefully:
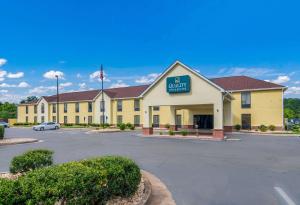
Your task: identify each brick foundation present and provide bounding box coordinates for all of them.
[181,125,194,129]
[213,129,224,140]
[224,126,233,132]
[143,127,153,135]
[251,126,284,131]
[169,125,176,131]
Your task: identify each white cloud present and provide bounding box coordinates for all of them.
[285,87,300,95]
[78,82,87,90]
[0,58,7,67]
[76,73,82,78]
[0,78,5,82]
[110,80,129,88]
[89,71,110,82]
[7,72,24,78]
[0,83,15,88]
[135,73,160,84]
[43,70,64,79]
[224,67,274,77]
[294,81,300,84]
[0,70,7,78]
[29,86,56,94]
[0,89,8,93]
[18,82,30,88]
[59,82,72,87]
[0,93,25,103]
[268,75,290,84]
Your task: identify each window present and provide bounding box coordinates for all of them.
[26,106,28,114]
[241,114,251,130]
[134,115,140,126]
[88,102,93,112]
[100,101,105,112]
[34,105,37,114]
[153,106,160,111]
[153,115,160,127]
[117,100,122,112]
[88,116,93,124]
[134,100,140,111]
[75,116,80,124]
[52,104,56,113]
[100,115,105,124]
[117,115,123,124]
[41,103,45,114]
[64,116,68,124]
[25,116,28,123]
[34,116,37,124]
[41,116,45,123]
[241,92,251,108]
[64,103,68,113]
[75,103,80,113]
[52,116,56,123]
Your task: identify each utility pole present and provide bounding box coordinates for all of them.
[55,75,59,123]
[100,65,105,127]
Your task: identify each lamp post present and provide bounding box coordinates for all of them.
[55,75,59,123]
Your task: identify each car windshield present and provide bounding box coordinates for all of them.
[40,122,48,125]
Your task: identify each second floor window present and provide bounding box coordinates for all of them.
[75,102,80,113]
[117,100,122,112]
[26,106,29,114]
[153,106,160,111]
[34,105,37,114]
[100,101,105,112]
[52,104,56,113]
[64,103,68,113]
[241,92,251,108]
[41,103,45,114]
[88,102,93,112]
[134,99,140,111]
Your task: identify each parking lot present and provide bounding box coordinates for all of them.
[1,128,300,205]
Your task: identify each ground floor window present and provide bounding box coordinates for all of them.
[241,114,251,130]
[153,115,160,127]
[75,116,80,124]
[64,116,68,124]
[25,116,28,123]
[34,116,37,124]
[52,116,56,123]
[175,115,182,128]
[88,116,92,124]
[134,115,140,126]
[117,115,123,124]
[41,116,45,123]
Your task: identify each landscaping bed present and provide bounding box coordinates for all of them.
[0,149,150,205]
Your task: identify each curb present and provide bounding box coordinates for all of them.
[142,170,176,205]
[0,138,39,146]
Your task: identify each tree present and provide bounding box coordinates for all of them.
[20,96,39,104]
[284,98,300,119]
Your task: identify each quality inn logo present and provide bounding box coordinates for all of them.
[175,77,180,84]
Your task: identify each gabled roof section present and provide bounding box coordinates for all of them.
[104,85,150,99]
[210,76,286,91]
[141,60,225,96]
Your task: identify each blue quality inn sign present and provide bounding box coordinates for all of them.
[166,75,191,93]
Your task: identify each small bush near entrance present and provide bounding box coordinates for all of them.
[258,124,268,132]
[168,130,175,135]
[0,125,4,139]
[292,124,300,133]
[165,124,170,129]
[181,130,188,136]
[268,125,276,131]
[234,124,241,131]
[10,149,54,173]
[1,156,141,204]
[126,123,133,129]
[119,123,126,130]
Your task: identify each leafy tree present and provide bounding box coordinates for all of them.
[0,102,17,119]
[20,96,38,104]
[284,98,300,119]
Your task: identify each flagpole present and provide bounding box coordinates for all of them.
[100,65,105,128]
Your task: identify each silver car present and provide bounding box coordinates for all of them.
[33,122,60,131]
[0,121,9,128]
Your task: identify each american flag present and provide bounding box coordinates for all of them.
[100,65,103,80]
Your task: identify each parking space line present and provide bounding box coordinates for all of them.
[274,187,296,205]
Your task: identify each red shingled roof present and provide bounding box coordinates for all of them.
[104,85,150,98]
[210,76,285,91]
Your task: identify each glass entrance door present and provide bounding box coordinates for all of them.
[193,115,213,129]
[175,115,182,129]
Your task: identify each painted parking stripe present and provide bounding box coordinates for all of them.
[274,187,296,205]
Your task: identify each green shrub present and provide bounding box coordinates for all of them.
[129,125,135,130]
[119,123,126,130]
[10,149,54,173]
[168,130,175,136]
[63,123,74,126]
[0,125,4,139]
[159,132,163,135]
[268,125,276,131]
[13,122,30,126]
[181,130,188,136]
[19,162,108,205]
[258,124,268,132]
[0,178,24,205]
[125,123,133,129]
[101,123,110,128]
[292,124,300,133]
[80,156,141,197]
[165,124,170,129]
[234,124,241,131]
[75,123,88,127]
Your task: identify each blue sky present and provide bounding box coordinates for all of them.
[0,0,300,102]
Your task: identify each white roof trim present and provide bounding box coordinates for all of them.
[140,60,225,97]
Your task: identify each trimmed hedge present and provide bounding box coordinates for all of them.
[268,125,276,131]
[0,125,4,139]
[2,155,141,204]
[10,149,54,173]
[258,124,268,132]
[234,124,241,131]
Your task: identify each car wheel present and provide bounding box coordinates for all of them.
[55,126,59,130]
[40,127,44,131]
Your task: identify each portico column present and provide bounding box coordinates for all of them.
[169,106,176,131]
[213,100,224,140]
[143,106,153,135]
